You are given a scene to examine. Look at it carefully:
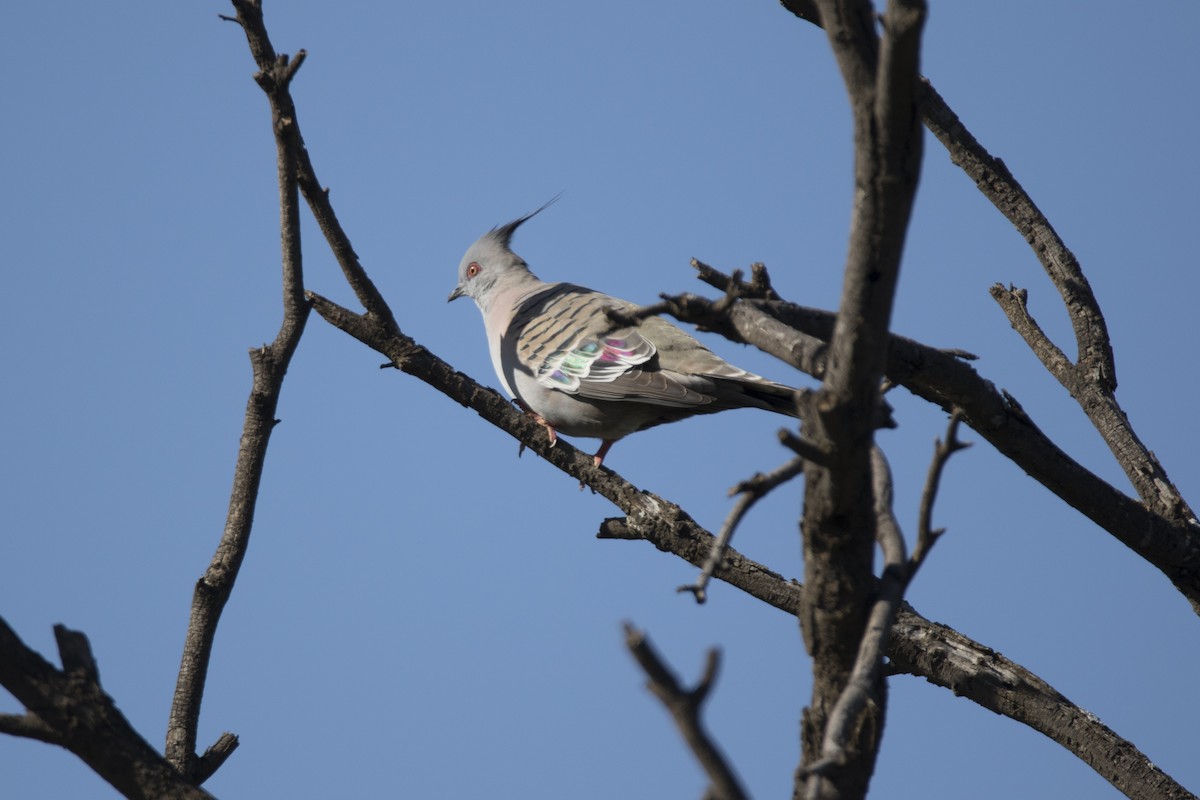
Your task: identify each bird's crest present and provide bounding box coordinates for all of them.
[487,194,562,253]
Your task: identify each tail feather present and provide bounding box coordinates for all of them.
[736,378,801,418]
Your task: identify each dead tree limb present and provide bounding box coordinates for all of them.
[165,0,311,779]
[794,2,926,797]
[0,620,214,800]
[624,625,748,800]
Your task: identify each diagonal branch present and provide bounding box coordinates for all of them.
[652,269,1200,614]
[929,77,1189,523]
[624,625,748,800]
[911,411,968,574]
[886,611,1198,800]
[206,7,1192,798]
[919,81,1116,391]
[678,456,806,605]
[166,0,311,779]
[781,0,1194,533]
[990,282,1194,522]
[307,286,1191,800]
[0,620,214,800]
[0,711,61,745]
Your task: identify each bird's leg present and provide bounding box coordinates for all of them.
[592,439,616,468]
[513,399,557,458]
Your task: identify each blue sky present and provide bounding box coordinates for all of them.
[2,2,1198,798]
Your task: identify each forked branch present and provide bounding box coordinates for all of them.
[166,0,311,779]
[0,620,214,800]
[678,456,806,604]
[624,624,747,800]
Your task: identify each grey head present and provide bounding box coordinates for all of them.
[447,196,560,307]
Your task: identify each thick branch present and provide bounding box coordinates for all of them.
[800,449,901,795]
[654,273,1200,614]
[167,0,310,778]
[887,611,1197,800]
[781,0,1196,550]
[307,287,1188,798]
[0,711,61,744]
[920,80,1116,391]
[798,2,926,798]
[0,620,213,799]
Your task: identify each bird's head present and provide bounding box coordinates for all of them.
[447,196,559,306]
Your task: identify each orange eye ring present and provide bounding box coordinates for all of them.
[466,262,481,278]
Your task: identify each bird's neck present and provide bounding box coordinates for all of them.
[479,269,546,316]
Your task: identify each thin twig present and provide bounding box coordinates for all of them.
[778,428,828,464]
[989,284,1075,384]
[603,272,743,336]
[912,410,968,574]
[623,624,748,800]
[193,732,241,785]
[691,259,777,302]
[603,298,676,331]
[679,456,806,603]
[166,0,309,779]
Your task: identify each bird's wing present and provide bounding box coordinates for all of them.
[510,284,716,408]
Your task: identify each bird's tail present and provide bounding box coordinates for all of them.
[730,377,802,418]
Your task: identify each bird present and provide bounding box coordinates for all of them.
[447,202,802,468]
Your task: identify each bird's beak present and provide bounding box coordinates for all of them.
[447,285,464,302]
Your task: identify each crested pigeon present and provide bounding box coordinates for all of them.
[447,204,801,467]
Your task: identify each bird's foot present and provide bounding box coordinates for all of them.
[576,440,615,491]
[513,400,558,457]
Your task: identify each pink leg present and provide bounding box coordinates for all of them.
[514,399,557,446]
[592,439,616,468]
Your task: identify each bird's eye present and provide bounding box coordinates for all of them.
[466,262,481,278]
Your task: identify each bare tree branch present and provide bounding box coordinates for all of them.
[0,711,61,744]
[800,448,906,796]
[166,0,311,779]
[307,285,1190,797]
[912,411,968,573]
[192,6,1193,798]
[678,456,806,604]
[0,620,214,800]
[801,412,961,798]
[919,80,1117,391]
[926,74,1191,523]
[624,624,748,800]
[780,0,1198,572]
[795,2,926,797]
[654,277,1200,614]
[989,282,1194,522]
[886,611,1198,800]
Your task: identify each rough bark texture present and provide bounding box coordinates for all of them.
[795,2,926,798]
[0,622,214,800]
